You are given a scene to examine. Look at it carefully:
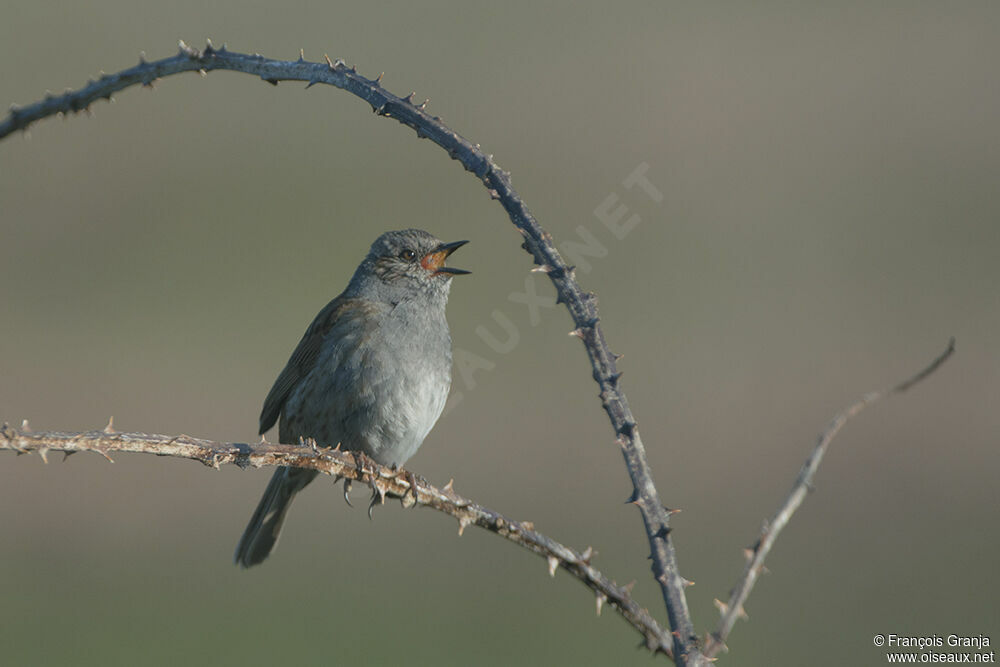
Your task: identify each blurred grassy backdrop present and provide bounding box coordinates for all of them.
[1,2,998,666]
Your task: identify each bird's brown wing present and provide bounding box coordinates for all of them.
[258,293,361,436]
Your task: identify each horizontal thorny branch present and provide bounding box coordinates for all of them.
[0,422,673,656]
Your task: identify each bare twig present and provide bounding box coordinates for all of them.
[0,422,673,657]
[1,42,697,661]
[703,338,956,658]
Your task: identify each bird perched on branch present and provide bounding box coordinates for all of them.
[235,229,469,568]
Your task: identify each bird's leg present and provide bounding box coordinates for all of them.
[348,450,384,519]
[342,450,373,509]
[351,450,374,478]
[404,470,421,507]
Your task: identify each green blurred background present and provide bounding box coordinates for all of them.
[2,2,997,665]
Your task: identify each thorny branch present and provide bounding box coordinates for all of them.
[0,42,958,664]
[0,422,673,656]
[703,337,956,658]
[1,40,697,662]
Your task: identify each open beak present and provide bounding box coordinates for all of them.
[421,240,471,276]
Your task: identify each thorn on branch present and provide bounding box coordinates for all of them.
[457,515,471,536]
[178,40,199,59]
[709,633,729,654]
[617,420,636,439]
[549,264,576,280]
[654,645,673,658]
[103,416,115,434]
[599,388,615,406]
[596,592,606,616]
[547,556,559,577]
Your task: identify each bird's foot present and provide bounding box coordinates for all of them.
[351,450,376,480]
[404,470,422,508]
[367,483,387,520]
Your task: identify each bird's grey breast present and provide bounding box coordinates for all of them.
[281,297,452,467]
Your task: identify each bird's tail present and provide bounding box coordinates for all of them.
[234,466,318,568]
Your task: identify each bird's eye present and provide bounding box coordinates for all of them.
[400,249,417,261]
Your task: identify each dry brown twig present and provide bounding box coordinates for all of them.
[0,42,956,664]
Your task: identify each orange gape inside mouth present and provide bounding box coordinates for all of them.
[421,241,471,276]
[421,250,449,272]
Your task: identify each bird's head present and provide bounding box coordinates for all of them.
[350,229,469,303]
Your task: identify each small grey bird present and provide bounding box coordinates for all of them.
[234,229,468,568]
